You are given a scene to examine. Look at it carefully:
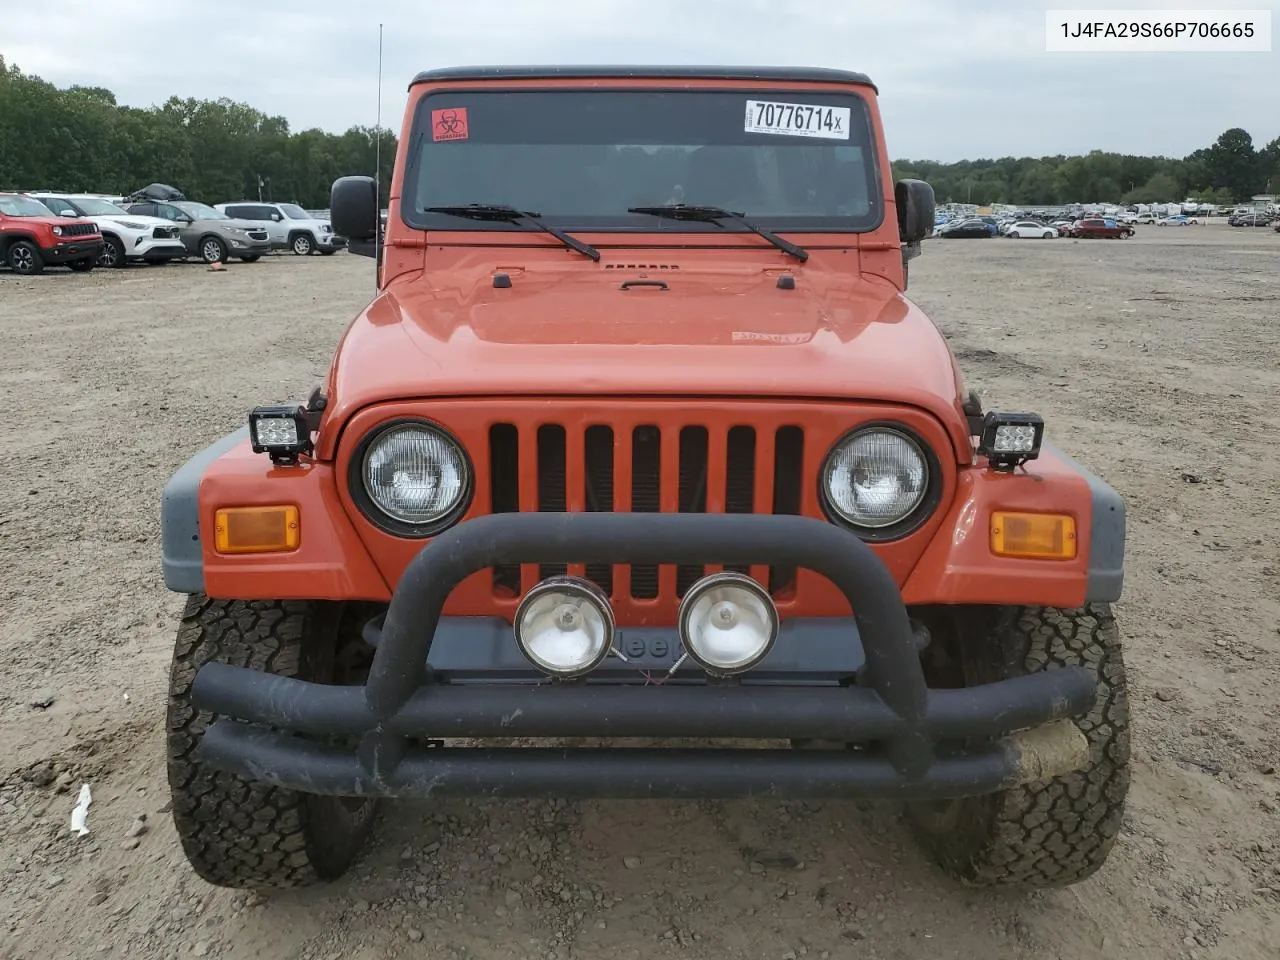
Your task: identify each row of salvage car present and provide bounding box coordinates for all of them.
[0,182,346,275]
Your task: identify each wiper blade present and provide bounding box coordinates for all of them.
[627,204,808,262]
[421,204,600,261]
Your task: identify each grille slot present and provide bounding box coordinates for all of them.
[583,426,615,594]
[676,427,709,596]
[488,424,521,595]
[629,426,662,599]
[537,425,568,581]
[769,426,805,594]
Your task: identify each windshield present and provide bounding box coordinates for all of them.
[279,203,310,219]
[404,89,881,233]
[0,195,55,217]
[73,198,130,216]
[174,201,226,220]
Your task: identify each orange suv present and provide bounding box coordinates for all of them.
[161,66,1130,892]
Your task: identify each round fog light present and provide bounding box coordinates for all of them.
[514,577,614,678]
[678,573,779,676]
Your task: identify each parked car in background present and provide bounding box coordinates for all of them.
[937,218,992,238]
[28,193,187,268]
[1228,212,1272,227]
[1066,218,1134,239]
[1156,215,1198,226]
[214,202,347,256]
[123,200,273,263]
[1005,220,1057,239]
[0,192,103,275]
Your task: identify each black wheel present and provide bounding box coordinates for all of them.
[907,604,1130,888]
[167,596,379,888]
[200,236,228,264]
[99,235,127,268]
[291,233,315,256]
[6,240,44,275]
[239,255,261,262]
[68,257,96,272]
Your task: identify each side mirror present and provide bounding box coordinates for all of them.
[177,214,193,223]
[895,179,935,243]
[60,209,78,217]
[331,176,379,257]
[271,213,282,221]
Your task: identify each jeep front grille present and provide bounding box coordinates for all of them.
[487,422,805,602]
[60,223,98,238]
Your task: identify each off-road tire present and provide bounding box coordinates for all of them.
[199,236,228,264]
[907,604,1130,888]
[6,240,44,275]
[167,595,378,888]
[291,232,314,256]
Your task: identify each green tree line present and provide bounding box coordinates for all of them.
[2,55,1278,209]
[0,55,395,208]
[893,125,1280,207]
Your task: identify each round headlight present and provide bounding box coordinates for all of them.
[678,572,779,677]
[514,577,614,678]
[823,427,929,530]
[358,422,470,531]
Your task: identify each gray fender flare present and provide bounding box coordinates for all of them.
[1042,441,1125,602]
[160,427,249,593]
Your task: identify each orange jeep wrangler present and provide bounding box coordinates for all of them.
[161,66,1129,891]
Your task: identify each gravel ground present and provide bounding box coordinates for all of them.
[1,225,1278,960]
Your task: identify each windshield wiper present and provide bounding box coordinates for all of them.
[421,204,600,261]
[627,204,808,262]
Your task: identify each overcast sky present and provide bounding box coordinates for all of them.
[4,0,1275,161]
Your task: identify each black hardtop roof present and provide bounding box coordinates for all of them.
[409,65,876,91]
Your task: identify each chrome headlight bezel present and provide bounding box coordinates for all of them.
[818,422,942,542]
[348,417,474,538]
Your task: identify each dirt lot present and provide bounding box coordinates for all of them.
[1,224,1278,960]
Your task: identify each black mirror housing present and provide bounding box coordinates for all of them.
[895,179,935,244]
[331,176,379,244]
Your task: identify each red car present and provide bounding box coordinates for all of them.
[0,193,104,275]
[1066,217,1133,239]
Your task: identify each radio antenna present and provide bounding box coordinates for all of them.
[374,22,384,282]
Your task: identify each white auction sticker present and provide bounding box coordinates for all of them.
[1046,9,1271,51]
[744,100,850,140]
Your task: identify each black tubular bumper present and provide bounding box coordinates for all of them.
[191,512,1097,800]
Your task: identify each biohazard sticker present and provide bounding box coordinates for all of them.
[744,100,849,140]
[431,107,469,142]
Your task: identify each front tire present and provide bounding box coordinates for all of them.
[99,236,127,268]
[200,236,228,264]
[907,604,1130,888]
[6,240,44,275]
[291,233,315,256]
[167,596,378,888]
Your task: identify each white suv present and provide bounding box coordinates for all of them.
[213,202,346,256]
[29,193,188,267]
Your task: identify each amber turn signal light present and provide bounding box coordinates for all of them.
[990,511,1076,560]
[214,505,300,554]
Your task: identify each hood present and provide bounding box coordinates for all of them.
[94,213,180,229]
[10,214,98,232]
[326,253,967,450]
